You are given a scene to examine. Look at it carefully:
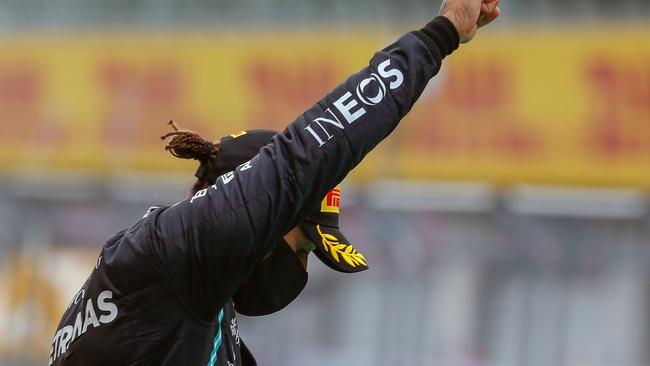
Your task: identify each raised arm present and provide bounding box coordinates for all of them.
[151,1,501,320]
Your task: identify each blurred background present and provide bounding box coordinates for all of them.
[0,0,649,365]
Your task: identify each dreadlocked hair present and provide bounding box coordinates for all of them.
[161,120,220,194]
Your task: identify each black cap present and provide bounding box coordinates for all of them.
[300,186,368,273]
[195,129,278,182]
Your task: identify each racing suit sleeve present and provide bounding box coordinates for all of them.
[151,17,460,321]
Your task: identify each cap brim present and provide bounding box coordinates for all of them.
[302,222,369,273]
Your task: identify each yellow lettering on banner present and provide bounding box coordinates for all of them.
[0,27,647,187]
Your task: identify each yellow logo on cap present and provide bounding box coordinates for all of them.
[230,131,247,138]
[320,186,340,214]
[316,225,367,268]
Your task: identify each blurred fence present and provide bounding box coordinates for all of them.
[0,0,648,28]
[0,181,649,365]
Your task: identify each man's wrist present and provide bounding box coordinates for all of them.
[412,16,461,59]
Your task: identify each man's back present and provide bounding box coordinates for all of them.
[49,213,230,365]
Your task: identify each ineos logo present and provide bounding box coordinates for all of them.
[305,58,405,147]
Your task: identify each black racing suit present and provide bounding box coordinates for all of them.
[49,17,459,366]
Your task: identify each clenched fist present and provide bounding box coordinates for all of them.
[439,0,501,43]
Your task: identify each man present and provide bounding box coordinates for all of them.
[49,0,501,364]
